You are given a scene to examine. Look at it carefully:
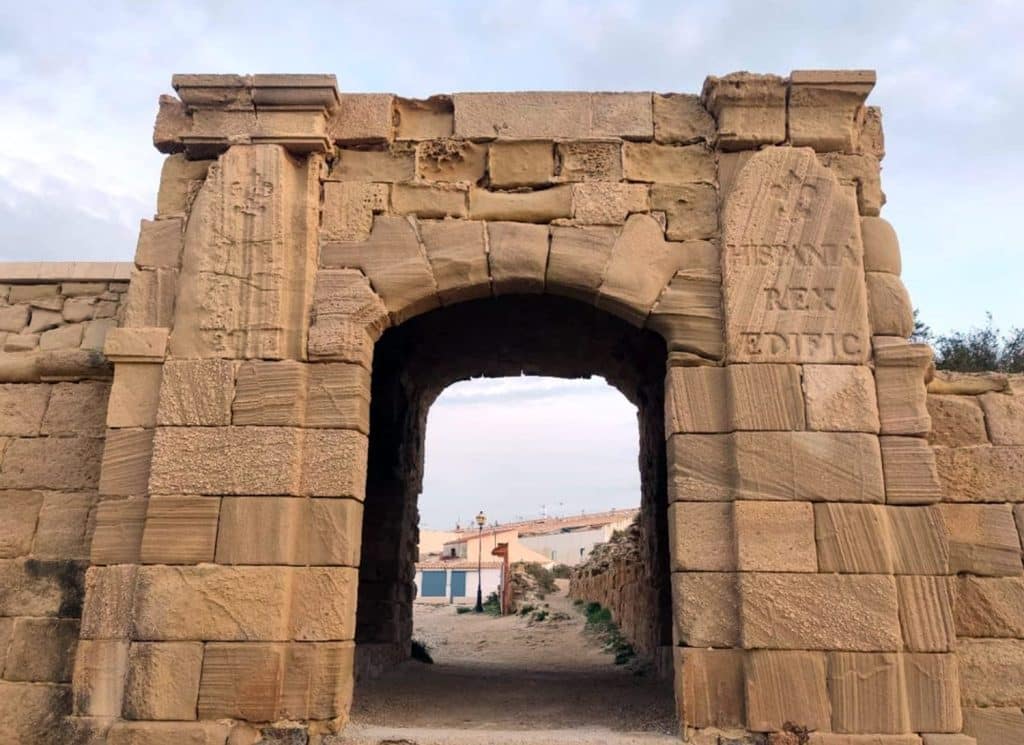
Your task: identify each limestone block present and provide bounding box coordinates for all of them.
[819,153,885,216]
[938,503,1023,576]
[139,496,220,564]
[653,93,716,144]
[453,92,651,140]
[0,680,72,745]
[123,642,203,720]
[3,617,79,682]
[622,143,715,184]
[557,140,622,181]
[489,141,554,187]
[0,490,43,557]
[395,95,454,140]
[668,432,885,503]
[420,219,491,303]
[888,506,948,574]
[959,639,1024,708]
[858,106,886,159]
[702,73,787,150]
[0,304,29,333]
[927,395,988,447]
[5,332,39,352]
[803,365,879,432]
[745,650,831,732]
[880,436,943,504]
[330,146,413,182]
[735,500,817,572]
[649,183,719,240]
[63,297,102,323]
[898,576,955,653]
[788,71,875,152]
[300,428,370,498]
[40,381,108,436]
[171,146,318,360]
[739,573,901,651]
[103,327,168,363]
[39,322,84,351]
[1,435,103,490]
[962,706,1024,745]
[156,154,211,217]
[902,653,962,733]
[107,363,162,429]
[546,225,617,303]
[671,572,740,647]
[310,269,390,341]
[98,428,154,496]
[106,721,231,745]
[0,558,81,618]
[979,392,1024,445]
[391,184,468,218]
[827,652,907,734]
[571,182,649,225]
[308,320,375,371]
[80,565,139,639]
[123,267,176,328]
[815,503,893,573]
[647,267,724,359]
[468,185,573,223]
[861,217,901,275]
[216,496,362,566]
[135,218,184,269]
[34,492,98,560]
[597,214,688,323]
[675,647,745,728]
[934,445,1024,502]
[291,566,360,640]
[921,736,975,745]
[665,364,805,433]
[486,222,550,294]
[952,576,1024,638]
[155,358,234,426]
[321,182,389,242]
[72,639,129,716]
[415,138,487,183]
[12,285,59,303]
[64,281,110,296]
[89,497,147,565]
[27,308,63,335]
[722,147,870,363]
[874,339,933,436]
[321,215,440,325]
[866,272,913,337]
[668,501,735,571]
[81,318,118,353]
[327,93,393,144]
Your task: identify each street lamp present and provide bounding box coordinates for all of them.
[474,510,486,612]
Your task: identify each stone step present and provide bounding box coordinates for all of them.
[328,724,681,745]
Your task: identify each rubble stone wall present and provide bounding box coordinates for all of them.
[0,270,128,745]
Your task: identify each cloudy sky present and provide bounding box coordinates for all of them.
[3,1,1021,526]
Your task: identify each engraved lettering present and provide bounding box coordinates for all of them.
[763,286,838,311]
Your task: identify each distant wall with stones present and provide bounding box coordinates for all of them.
[927,371,1024,744]
[0,268,129,744]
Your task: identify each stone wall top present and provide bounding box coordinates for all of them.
[0,262,133,283]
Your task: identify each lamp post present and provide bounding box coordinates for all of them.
[474,510,486,612]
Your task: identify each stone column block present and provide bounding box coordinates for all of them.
[788,70,875,152]
[874,338,933,436]
[106,363,163,428]
[702,73,787,150]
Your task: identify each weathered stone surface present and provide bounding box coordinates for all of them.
[39,322,84,350]
[0,558,84,617]
[927,395,988,447]
[739,573,901,651]
[155,155,212,217]
[1,435,103,490]
[702,73,787,150]
[328,94,393,144]
[952,576,1024,638]
[454,92,652,140]
[89,497,147,565]
[468,185,573,223]
[40,381,108,436]
[861,217,901,275]
[722,147,870,363]
[416,139,487,183]
[820,152,885,216]
[0,387,47,441]
[198,641,354,721]
[105,721,231,745]
[34,492,97,560]
[649,183,718,240]
[979,392,1024,445]
[98,428,153,496]
[903,653,962,733]
[866,272,913,337]
[171,145,318,359]
[938,503,1023,576]
[597,214,684,323]
[489,141,554,187]
[957,639,1024,708]
[874,338,933,436]
[789,71,874,152]
[216,496,362,566]
[395,95,453,140]
[321,182,389,242]
[391,184,468,218]
[122,268,177,328]
[155,359,234,427]
[934,445,1024,502]
[123,642,203,720]
[745,650,831,733]
[889,505,949,570]
[671,572,740,648]
[828,652,906,734]
[665,364,805,433]
[104,327,168,363]
[803,364,879,432]
[653,93,715,144]
[668,501,734,571]
[107,363,162,428]
[675,647,745,728]
[135,218,184,268]
[735,500,817,572]
[920,736,976,745]
[330,147,414,182]
[3,617,79,682]
[322,216,440,325]
[72,639,129,717]
[928,371,1010,396]
[307,269,389,367]
[815,503,893,573]
[622,143,714,184]
[668,432,884,503]
[572,182,648,225]
[880,436,943,504]
[962,706,1024,745]
[80,565,138,640]
[897,576,955,653]
[0,680,72,745]
[486,222,549,294]
[420,219,490,304]
[557,140,622,181]
[139,496,220,564]
[648,265,724,359]
[546,225,617,303]
[0,490,43,557]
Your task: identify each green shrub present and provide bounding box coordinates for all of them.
[581,601,635,665]
[550,563,572,579]
[515,562,558,596]
[455,606,472,615]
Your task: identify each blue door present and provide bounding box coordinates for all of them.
[450,571,467,599]
[421,570,446,597]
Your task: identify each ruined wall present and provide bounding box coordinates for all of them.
[0,270,128,745]
[926,372,1024,745]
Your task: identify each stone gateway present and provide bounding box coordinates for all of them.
[0,71,1021,744]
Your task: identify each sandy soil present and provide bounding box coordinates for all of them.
[349,581,676,735]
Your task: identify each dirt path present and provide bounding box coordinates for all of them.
[349,581,676,734]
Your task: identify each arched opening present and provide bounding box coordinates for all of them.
[351,294,675,734]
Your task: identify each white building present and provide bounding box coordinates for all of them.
[414,559,503,605]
